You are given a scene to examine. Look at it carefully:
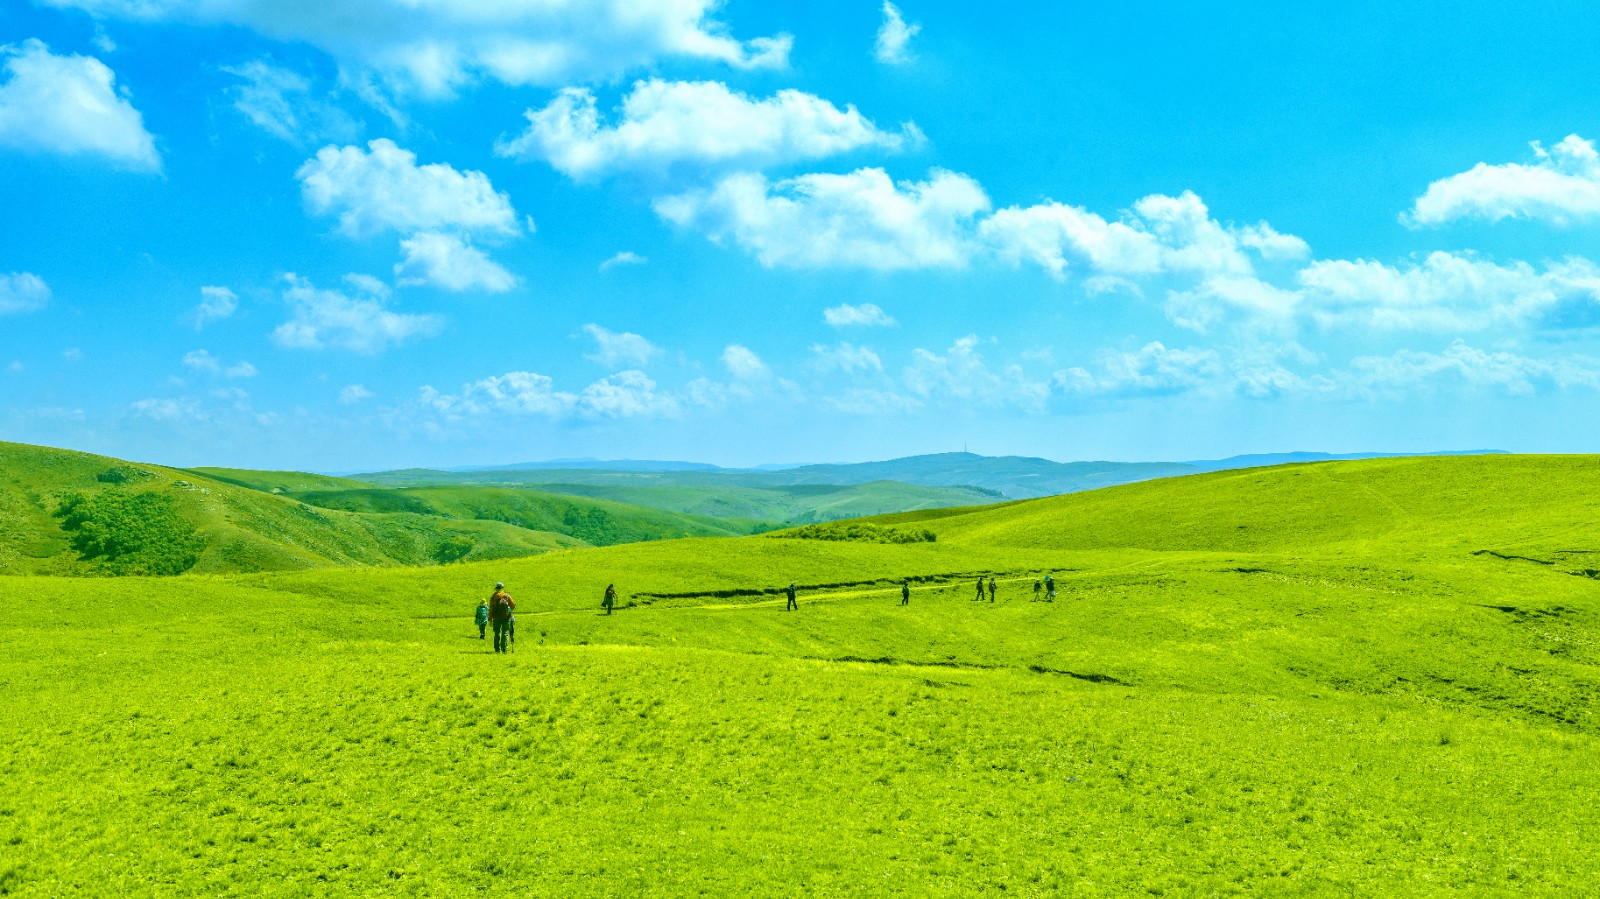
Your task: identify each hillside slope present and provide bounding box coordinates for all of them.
[0,442,581,575]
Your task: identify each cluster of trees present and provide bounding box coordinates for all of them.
[783,523,937,544]
[54,489,204,575]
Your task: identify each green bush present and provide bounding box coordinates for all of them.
[432,535,475,564]
[780,522,937,544]
[54,489,204,575]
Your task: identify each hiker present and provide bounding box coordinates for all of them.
[475,599,489,640]
[603,583,617,615]
[785,582,798,611]
[489,582,516,653]
[901,581,910,605]
[1044,573,1056,602]
[1032,579,1042,601]
[988,576,997,603]
[975,578,986,601]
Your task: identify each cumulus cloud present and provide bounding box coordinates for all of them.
[1407,135,1600,227]
[395,231,516,292]
[598,251,647,272]
[904,336,1050,411]
[810,342,883,374]
[130,397,202,424]
[1054,342,1226,398]
[1345,341,1600,397]
[222,58,361,145]
[823,302,896,327]
[340,384,373,404]
[982,190,1307,282]
[584,324,659,368]
[1295,252,1600,332]
[875,2,920,65]
[0,39,159,171]
[273,273,443,353]
[297,139,520,239]
[193,285,237,327]
[498,79,920,179]
[722,344,769,380]
[0,272,50,315]
[46,0,791,99]
[656,167,989,270]
[419,369,678,421]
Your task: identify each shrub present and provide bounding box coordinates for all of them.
[54,490,204,575]
[780,523,937,544]
[432,536,475,564]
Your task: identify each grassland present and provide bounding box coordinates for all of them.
[2,454,1598,895]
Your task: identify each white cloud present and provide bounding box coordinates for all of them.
[340,384,373,404]
[1054,342,1226,398]
[47,0,791,99]
[722,344,769,380]
[584,324,659,368]
[273,273,443,353]
[1295,251,1594,332]
[222,58,360,144]
[0,39,159,171]
[182,349,219,372]
[982,190,1306,282]
[1407,135,1600,227]
[1164,275,1301,334]
[498,79,920,179]
[810,342,882,374]
[193,285,237,327]
[875,2,920,65]
[823,302,896,327]
[0,272,50,315]
[657,167,989,270]
[903,336,1050,411]
[599,251,647,272]
[62,348,81,362]
[826,387,921,414]
[395,231,516,292]
[131,397,202,424]
[420,368,677,421]
[225,361,257,379]
[1345,341,1600,397]
[297,139,519,239]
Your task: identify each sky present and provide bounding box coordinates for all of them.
[6,1,1600,471]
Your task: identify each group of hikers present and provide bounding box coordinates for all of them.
[476,572,1061,647]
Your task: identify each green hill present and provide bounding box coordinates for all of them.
[0,442,578,575]
[2,454,1598,894]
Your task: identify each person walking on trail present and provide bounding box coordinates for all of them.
[474,599,489,640]
[901,581,911,605]
[603,583,617,615]
[987,576,997,603]
[975,578,986,601]
[785,582,798,611]
[1032,579,1042,601]
[1044,573,1056,602]
[489,582,516,653]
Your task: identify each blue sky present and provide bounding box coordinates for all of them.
[6,1,1600,470]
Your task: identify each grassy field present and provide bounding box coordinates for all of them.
[2,455,1598,895]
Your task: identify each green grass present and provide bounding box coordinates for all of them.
[2,454,1598,894]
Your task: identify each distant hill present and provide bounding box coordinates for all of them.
[361,449,1506,501]
[0,442,762,576]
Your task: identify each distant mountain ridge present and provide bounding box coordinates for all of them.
[360,449,1507,501]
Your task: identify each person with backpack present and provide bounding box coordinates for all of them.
[785,582,798,611]
[475,599,489,640]
[988,576,997,602]
[603,584,617,615]
[901,581,910,605]
[1032,579,1043,601]
[975,578,986,601]
[1044,573,1056,602]
[489,582,516,653]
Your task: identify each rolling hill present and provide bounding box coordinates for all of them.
[2,453,1596,894]
[0,442,756,576]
